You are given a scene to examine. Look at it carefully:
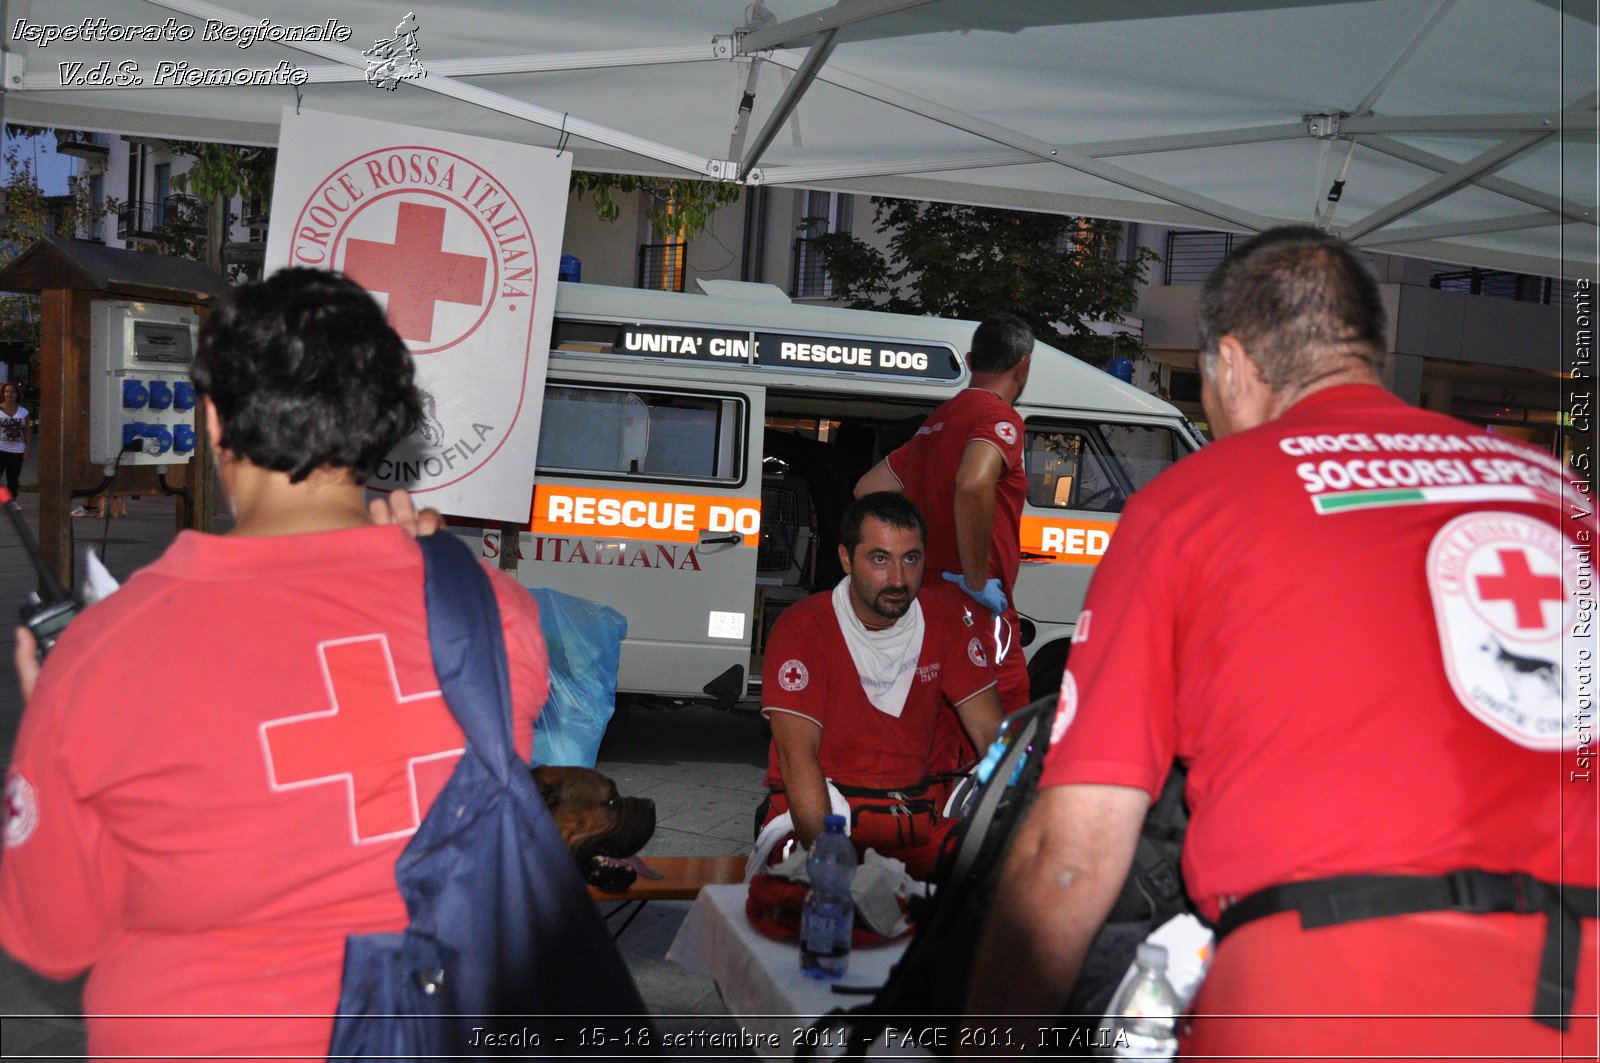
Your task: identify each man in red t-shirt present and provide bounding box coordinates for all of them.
[858,313,1034,780]
[966,228,1596,1059]
[0,271,549,1062]
[762,492,1002,879]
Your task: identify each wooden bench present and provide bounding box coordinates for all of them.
[589,854,747,938]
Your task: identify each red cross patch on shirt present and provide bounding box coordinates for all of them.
[260,635,462,845]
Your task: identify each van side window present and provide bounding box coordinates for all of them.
[1025,422,1187,513]
[537,385,743,483]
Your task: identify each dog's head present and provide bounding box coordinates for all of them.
[533,765,656,892]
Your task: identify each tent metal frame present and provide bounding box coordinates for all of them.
[3,0,1593,258]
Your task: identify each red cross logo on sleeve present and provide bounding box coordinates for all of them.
[778,658,810,692]
[1474,548,1564,630]
[343,201,489,344]
[260,635,462,845]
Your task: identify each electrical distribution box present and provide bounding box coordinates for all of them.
[88,300,200,466]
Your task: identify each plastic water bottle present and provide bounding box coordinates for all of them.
[799,814,856,980]
[1102,943,1181,1059]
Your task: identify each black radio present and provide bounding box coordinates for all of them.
[1,487,82,660]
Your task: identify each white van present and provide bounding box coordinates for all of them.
[460,280,1204,706]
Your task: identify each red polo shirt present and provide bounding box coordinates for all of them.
[886,388,1027,596]
[0,525,548,1061]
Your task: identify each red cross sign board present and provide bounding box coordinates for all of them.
[265,108,572,521]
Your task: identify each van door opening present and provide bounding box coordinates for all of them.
[752,392,937,691]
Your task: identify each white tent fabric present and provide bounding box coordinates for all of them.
[3,0,1596,277]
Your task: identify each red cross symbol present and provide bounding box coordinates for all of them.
[778,659,809,690]
[1474,548,1563,630]
[261,636,462,844]
[343,201,488,344]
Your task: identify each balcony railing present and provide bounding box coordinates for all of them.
[1429,268,1572,306]
[1163,230,1240,285]
[1163,229,1374,285]
[791,237,835,299]
[638,242,686,292]
[54,130,109,157]
[117,194,203,241]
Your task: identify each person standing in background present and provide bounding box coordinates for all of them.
[856,313,1035,779]
[0,382,28,497]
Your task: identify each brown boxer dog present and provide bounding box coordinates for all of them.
[532,765,658,892]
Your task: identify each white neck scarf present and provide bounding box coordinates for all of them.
[831,577,925,718]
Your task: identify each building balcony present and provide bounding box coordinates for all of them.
[54,130,110,158]
[638,241,686,292]
[1429,267,1573,307]
[117,194,203,242]
[791,237,835,300]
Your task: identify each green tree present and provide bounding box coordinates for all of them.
[164,141,275,280]
[0,136,111,354]
[569,172,742,240]
[806,200,1156,365]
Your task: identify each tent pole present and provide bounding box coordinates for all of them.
[1356,135,1593,222]
[1344,90,1598,241]
[738,0,938,53]
[1351,212,1563,246]
[739,30,837,178]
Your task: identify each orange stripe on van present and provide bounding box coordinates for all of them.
[529,485,762,546]
[1019,516,1118,565]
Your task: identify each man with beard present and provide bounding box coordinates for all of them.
[758,492,1003,879]
[857,313,1035,717]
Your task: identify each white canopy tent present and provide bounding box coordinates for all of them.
[2,0,1595,277]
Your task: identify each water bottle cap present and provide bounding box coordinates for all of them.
[822,814,846,831]
[1136,942,1169,969]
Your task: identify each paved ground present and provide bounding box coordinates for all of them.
[0,449,773,1058]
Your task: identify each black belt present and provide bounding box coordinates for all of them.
[1215,870,1599,1031]
[769,777,942,805]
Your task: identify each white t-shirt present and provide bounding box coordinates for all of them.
[0,405,28,454]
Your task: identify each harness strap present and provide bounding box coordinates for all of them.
[1214,870,1599,1031]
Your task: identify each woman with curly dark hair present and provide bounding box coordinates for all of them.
[1,269,550,1060]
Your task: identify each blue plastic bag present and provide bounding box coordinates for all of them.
[527,587,628,767]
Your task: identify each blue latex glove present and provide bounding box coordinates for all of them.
[943,572,1008,616]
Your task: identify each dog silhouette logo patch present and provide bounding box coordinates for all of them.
[1426,511,1579,751]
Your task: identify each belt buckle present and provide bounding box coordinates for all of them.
[1447,870,1536,914]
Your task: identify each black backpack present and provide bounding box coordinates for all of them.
[809,695,1192,1058]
